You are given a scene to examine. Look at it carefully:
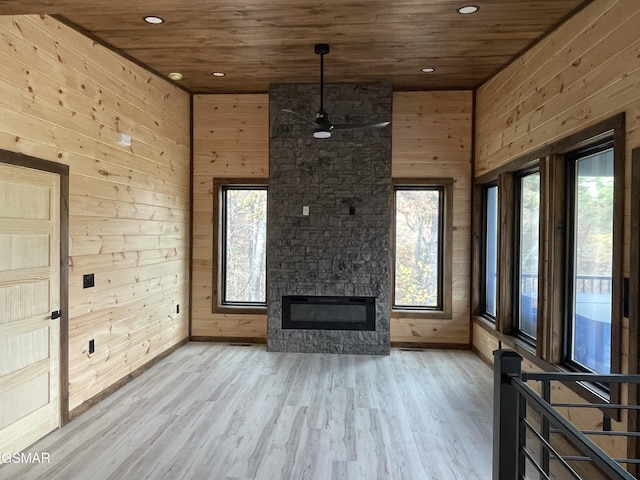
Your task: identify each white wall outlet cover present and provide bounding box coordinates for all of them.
[117,132,132,146]
[302,205,310,216]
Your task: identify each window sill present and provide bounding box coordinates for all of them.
[213,305,268,315]
[473,314,496,331]
[392,309,452,320]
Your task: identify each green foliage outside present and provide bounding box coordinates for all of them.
[394,189,441,308]
[574,158,614,278]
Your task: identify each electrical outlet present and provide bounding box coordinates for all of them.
[83,273,95,289]
[89,339,95,354]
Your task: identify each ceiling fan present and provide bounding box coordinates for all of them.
[282,43,390,139]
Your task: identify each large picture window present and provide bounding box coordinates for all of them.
[515,171,540,341]
[393,184,449,311]
[565,143,614,374]
[220,185,267,306]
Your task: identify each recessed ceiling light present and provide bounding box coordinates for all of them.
[168,72,183,81]
[212,72,226,77]
[457,5,479,14]
[143,15,165,24]
[421,67,436,73]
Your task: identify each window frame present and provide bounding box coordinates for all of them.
[629,146,640,450]
[212,178,268,314]
[562,141,616,375]
[391,178,453,318]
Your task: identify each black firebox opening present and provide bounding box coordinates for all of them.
[282,295,376,331]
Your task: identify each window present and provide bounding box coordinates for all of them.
[565,143,614,374]
[218,184,267,307]
[393,182,451,312]
[482,185,499,319]
[515,171,540,341]
[472,114,624,408]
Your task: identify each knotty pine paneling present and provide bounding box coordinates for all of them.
[191,94,269,339]
[391,91,473,345]
[0,15,191,411]
[192,91,473,346]
[0,0,587,95]
[476,0,640,175]
[474,0,640,460]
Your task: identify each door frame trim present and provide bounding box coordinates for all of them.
[0,150,70,426]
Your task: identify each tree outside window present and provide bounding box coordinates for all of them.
[393,187,443,309]
[222,187,267,305]
[568,147,614,374]
[517,172,540,340]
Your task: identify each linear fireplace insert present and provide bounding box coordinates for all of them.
[282,295,376,331]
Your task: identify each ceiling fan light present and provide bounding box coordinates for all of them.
[313,130,331,139]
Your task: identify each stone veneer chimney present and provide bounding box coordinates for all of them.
[267,83,392,354]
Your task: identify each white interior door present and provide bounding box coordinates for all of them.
[0,162,61,459]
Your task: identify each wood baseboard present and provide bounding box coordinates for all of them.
[190,338,469,350]
[472,345,494,367]
[68,337,189,422]
[391,341,471,350]
[190,336,267,344]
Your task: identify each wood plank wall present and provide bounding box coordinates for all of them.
[192,94,269,339]
[192,91,473,346]
[0,15,191,411]
[391,92,473,345]
[474,0,640,458]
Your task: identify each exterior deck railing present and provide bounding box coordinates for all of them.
[520,274,611,295]
[493,349,640,479]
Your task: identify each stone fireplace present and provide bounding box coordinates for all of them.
[267,83,391,354]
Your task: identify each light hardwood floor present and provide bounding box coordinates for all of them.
[0,343,494,479]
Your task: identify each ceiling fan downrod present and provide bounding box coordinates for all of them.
[315,43,329,118]
[280,42,390,139]
[313,43,331,138]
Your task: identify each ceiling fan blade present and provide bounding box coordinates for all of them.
[281,109,317,127]
[332,121,391,131]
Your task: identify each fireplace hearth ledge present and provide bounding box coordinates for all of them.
[267,331,390,355]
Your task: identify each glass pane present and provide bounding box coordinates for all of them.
[571,149,613,373]
[223,188,267,303]
[484,186,498,317]
[394,189,441,308]
[518,173,540,339]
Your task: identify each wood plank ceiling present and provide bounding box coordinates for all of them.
[0,0,592,94]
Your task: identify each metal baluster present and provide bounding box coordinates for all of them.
[541,380,551,477]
